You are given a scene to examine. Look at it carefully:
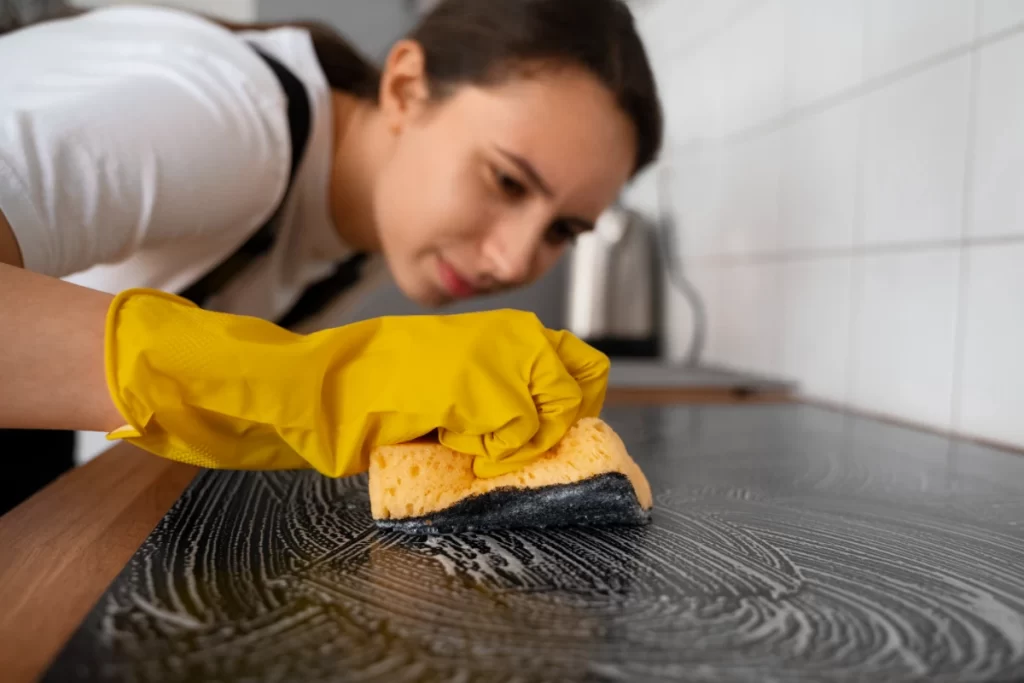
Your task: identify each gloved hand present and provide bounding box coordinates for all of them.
[104,289,610,478]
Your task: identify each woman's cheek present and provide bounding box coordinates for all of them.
[426,163,493,243]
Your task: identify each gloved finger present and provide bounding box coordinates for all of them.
[543,328,610,419]
[467,341,583,478]
[436,361,541,462]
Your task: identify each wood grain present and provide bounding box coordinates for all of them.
[0,445,197,683]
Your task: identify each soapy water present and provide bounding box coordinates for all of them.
[44,405,1024,682]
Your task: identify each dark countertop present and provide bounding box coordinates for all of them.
[0,389,783,683]
[607,360,797,392]
[28,403,1024,682]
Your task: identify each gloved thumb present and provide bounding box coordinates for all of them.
[543,328,610,419]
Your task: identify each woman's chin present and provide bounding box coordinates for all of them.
[418,294,449,309]
[380,258,444,308]
[400,277,450,309]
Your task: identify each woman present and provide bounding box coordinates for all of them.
[0,0,662,512]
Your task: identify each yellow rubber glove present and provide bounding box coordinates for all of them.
[104,289,609,478]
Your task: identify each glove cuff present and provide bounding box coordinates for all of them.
[103,288,308,471]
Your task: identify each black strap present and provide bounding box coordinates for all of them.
[177,46,370,331]
[178,46,313,310]
[275,252,369,330]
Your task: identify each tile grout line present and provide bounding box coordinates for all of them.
[667,17,1024,157]
[948,0,985,443]
[773,4,789,380]
[692,234,1024,268]
[656,0,769,67]
[843,0,872,411]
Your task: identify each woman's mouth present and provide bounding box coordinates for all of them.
[437,257,477,299]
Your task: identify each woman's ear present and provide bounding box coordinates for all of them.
[378,39,431,135]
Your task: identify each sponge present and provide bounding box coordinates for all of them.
[368,417,652,534]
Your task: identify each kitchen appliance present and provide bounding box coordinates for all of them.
[565,203,662,358]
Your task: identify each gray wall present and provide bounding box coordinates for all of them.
[337,258,568,329]
[257,0,417,61]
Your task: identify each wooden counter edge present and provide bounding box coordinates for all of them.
[0,386,788,682]
[0,444,198,683]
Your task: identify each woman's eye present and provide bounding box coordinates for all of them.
[545,220,579,246]
[496,170,527,199]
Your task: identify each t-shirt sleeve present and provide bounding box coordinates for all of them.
[0,63,291,278]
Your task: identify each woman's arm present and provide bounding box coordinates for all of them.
[0,214,124,431]
[0,13,290,430]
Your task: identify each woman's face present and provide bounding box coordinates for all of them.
[373,42,637,307]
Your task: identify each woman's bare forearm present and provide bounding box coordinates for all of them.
[0,262,125,432]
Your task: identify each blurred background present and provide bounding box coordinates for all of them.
[621,0,1024,456]
[13,0,1019,460]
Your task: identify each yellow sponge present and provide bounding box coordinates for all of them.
[368,417,652,534]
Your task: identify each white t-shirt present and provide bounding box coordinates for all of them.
[0,5,385,328]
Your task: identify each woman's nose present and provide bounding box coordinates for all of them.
[482,220,543,287]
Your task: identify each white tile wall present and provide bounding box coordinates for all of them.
[958,243,1024,447]
[630,1,1024,446]
[637,0,761,143]
[779,100,861,251]
[708,263,784,375]
[979,0,1024,36]
[780,257,853,400]
[850,249,961,429]
[784,0,865,109]
[971,33,1024,239]
[662,145,727,259]
[635,0,759,57]
[659,42,728,142]
[716,1,787,134]
[859,57,971,247]
[716,132,781,255]
[864,0,975,77]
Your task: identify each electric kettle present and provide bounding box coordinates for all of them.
[565,203,661,358]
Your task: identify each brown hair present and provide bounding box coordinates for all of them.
[241,0,663,174]
[409,0,663,173]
